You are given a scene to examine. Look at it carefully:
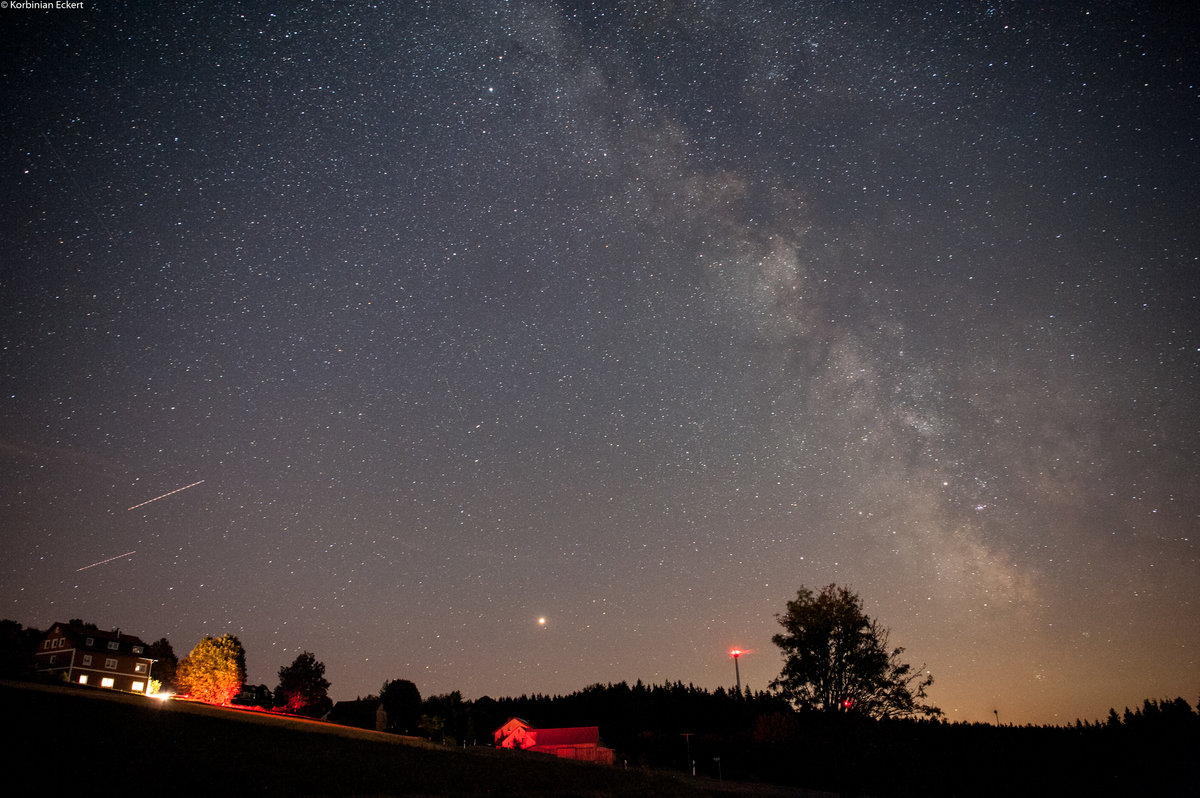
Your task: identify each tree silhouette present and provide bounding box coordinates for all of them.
[146,637,178,693]
[0,619,42,679]
[771,584,939,719]
[275,651,332,717]
[380,678,422,733]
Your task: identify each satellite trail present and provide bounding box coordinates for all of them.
[127,479,205,511]
[77,550,136,572]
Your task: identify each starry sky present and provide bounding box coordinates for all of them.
[1,1,1196,726]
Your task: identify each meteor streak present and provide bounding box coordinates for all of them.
[127,479,205,511]
[76,550,136,572]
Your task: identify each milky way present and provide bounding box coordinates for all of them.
[1,1,1196,724]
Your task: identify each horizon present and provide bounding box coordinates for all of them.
[10,611,1190,726]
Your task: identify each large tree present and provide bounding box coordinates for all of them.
[0,619,43,679]
[379,678,422,734]
[146,637,178,694]
[771,584,939,719]
[275,651,332,717]
[176,634,246,705]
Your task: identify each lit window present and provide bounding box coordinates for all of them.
[78,675,88,685]
[105,658,118,669]
[132,681,145,693]
[82,654,93,666]
[133,645,143,654]
[101,677,115,688]
[134,663,146,673]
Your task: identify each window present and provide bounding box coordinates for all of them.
[101,677,115,688]
[132,681,145,693]
[107,641,119,650]
[132,645,143,654]
[105,658,118,669]
[49,654,56,665]
[78,675,88,685]
[82,654,93,666]
[134,662,147,673]
[86,637,95,646]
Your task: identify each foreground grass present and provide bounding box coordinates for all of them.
[2,681,809,797]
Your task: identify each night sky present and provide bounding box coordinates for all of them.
[2,1,1196,726]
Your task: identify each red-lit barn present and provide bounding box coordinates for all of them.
[494,717,615,764]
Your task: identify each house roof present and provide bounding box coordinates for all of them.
[329,698,383,726]
[498,717,532,729]
[531,726,600,747]
[46,622,150,652]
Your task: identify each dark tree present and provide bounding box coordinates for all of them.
[234,683,275,709]
[0,619,43,679]
[771,584,939,719]
[421,690,470,745]
[380,678,422,734]
[146,637,178,693]
[275,651,332,717]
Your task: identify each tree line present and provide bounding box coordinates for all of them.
[3,583,1195,795]
[3,583,939,725]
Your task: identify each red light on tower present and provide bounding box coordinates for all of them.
[729,647,752,694]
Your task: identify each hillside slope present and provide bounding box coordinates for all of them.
[2,682,810,797]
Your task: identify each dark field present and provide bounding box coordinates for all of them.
[2,682,814,797]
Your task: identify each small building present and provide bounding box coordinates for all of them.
[494,717,614,764]
[34,621,156,695]
[330,697,388,732]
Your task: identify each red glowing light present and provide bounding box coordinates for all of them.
[730,648,743,658]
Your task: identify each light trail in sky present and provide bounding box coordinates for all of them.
[76,550,136,572]
[126,479,205,511]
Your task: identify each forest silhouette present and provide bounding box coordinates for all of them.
[4,617,1193,796]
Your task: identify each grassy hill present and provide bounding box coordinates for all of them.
[2,681,813,797]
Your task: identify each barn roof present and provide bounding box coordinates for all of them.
[531,726,600,747]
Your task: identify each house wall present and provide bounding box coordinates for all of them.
[532,744,615,765]
[495,718,535,748]
[494,718,615,765]
[35,624,155,694]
